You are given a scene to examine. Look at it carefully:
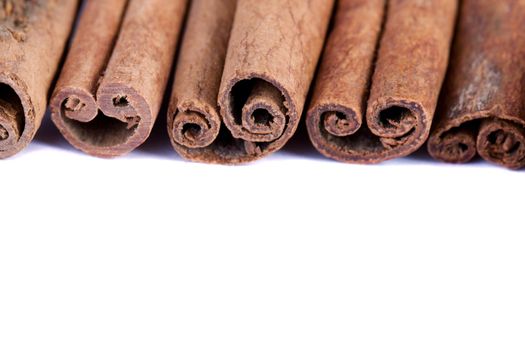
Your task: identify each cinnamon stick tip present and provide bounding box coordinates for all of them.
[51,87,98,123]
[427,134,477,164]
[50,84,153,158]
[307,104,361,137]
[170,109,219,149]
[96,83,151,123]
[477,119,525,169]
[219,74,297,147]
[0,75,35,159]
[367,100,424,138]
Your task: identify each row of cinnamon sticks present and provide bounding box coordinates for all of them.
[0,0,523,169]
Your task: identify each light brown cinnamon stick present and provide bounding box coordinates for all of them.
[205,0,334,163]
[51,0,187,157]
[428,0,525,169]
[307,0,457,164]
[0,0,78,159]
[167,0,240,163]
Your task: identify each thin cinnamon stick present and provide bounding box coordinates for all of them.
[51,0,187,158]
[0,0,78,159]
[307,0,457,164]
[203,0,334,163]
[428,0,525,169]
[167,0,239,163]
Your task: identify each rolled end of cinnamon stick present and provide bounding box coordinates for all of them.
[306,0,456,164]
[51,0,187,158]
[307,98,431,164]
[168,102,221,149]
[50,83,152,158]
[306,103,362,159]
[0,76,36,159]
[219,75,298,159]
[366,99,429,152]
[477,118,525,169]
[214,0,333,162]
[322,113,361,139]
[309,103,362,138]
[427,123,478,164]
[171,112,216,149]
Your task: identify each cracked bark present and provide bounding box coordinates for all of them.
[50,0,187,158]
[0,0,78,159]
[306,0,457,164]
[428,0,525,169]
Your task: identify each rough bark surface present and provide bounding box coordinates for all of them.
[307,0,457,164]
[211,0,334,163]
[0,0,78,158]
[167,0,238,163]
[51,0,188,157]
[428,0,525,169]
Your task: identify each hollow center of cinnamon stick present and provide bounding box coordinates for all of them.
[64,96,86,113]
[0,124,7,140]
[62,111,138,148]
[378,106,416,133]
[0,83,24,146]
[487,129,521,154]
[171,110,217,148]
[231,78,287,140]
[112,95,129,108]
[181,123,202,142]
[322,110,359,137]
[251,109,274,128]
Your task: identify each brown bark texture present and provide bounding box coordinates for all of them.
[169,0,334,164]
[0,0,78,159]
[307,0,457,164]
[428,0,525,169]
[51,0,187,158]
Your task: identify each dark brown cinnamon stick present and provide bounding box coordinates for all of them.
[0,0,78,159]
[428,0,525,169]
[169,0,333,164]
[307,0,457,164]
[51,0,187,157]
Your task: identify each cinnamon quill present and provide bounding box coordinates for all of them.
[51,0,187,157]
[0,0,78,158]
[169,0,334,163]
[307,0,457,164]
[428,0,525,169]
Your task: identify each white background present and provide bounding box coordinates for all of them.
[0,116,524,349]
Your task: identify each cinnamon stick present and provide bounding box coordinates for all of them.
[428,0,525,169]
[0,0,78,159]
[170,0,333,164]
[51,0,187,157]
[307,0,457,164]
[167,0,239,163]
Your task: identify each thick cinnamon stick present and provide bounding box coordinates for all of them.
[201,0,334,163]
[428,0,525,169]
[51,0,187,157]
[0,0,78,159]
[307,0,457,164]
